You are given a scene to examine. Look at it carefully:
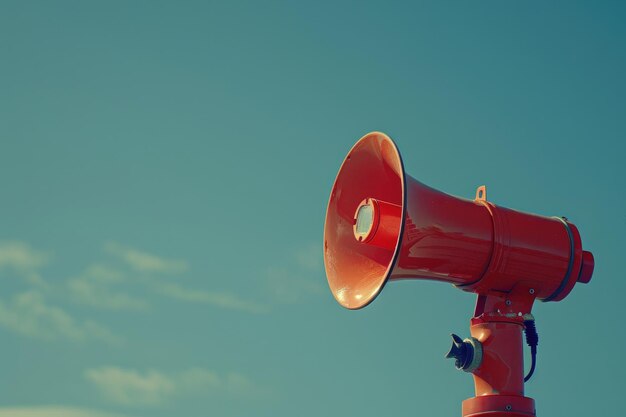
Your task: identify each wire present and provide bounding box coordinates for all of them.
[523,318,539,382]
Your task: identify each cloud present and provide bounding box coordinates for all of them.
[0,406,134,417]
[67,264,149,311]
[219,372,260,396]
[155,283,268,314]
[176,368,265,396]
[178,368,221,391]
[265,266,324,304]
[85,367,175,406]
[0,241,50,286]
[295,243,322,271]
[86,366,267,406]
[180,369,268,398]
[263,243,325,304]
[0,241,49,270]
[0,291,122,346]
[0,406,133,417]
[104,242,187,274]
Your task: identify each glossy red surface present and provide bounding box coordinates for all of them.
[462,293,537,417]
[458,205,584,301]
[471,321,525,396]
[324,132,404,309]
[323,132,594,309]
[462,394,536,417]
[352,198,402,250]
[390,176,493,285]
[578,250,595,283]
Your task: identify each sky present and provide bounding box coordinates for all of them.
[0,1,625,416]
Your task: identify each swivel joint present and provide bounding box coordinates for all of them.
[445,333,482,373]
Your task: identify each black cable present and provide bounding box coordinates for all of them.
[523,318,539,382]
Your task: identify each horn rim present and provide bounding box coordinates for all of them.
[323,131,406,309]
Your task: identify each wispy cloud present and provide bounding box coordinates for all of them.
[0,241,50,287]
[295,242,322,271]
[85,366,267,406]
[105,242,188,274]
[0,241,49,270]
[67,264,149,311]
[265,266,324,304]
[177,367,221,391]
[85,367,175,406]
[0,406,133,417]
[155,282,268,314]
[0,291,122,346]
[263,243,325,304]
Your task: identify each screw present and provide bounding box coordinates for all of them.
[529,289,535,294]
[505,405,512,411]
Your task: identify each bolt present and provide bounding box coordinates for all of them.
[505,405,512,411]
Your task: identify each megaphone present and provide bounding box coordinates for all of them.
[323,132,594,417]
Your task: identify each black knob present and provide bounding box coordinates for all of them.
[445,333,475,371]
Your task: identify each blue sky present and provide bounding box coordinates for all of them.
[0,1,624,416]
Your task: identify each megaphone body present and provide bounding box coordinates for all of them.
[323,132,594,417]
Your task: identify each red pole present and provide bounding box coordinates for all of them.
[461,291,537,417]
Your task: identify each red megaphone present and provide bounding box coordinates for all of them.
[324,132,593,310]
[323,131,595,417]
